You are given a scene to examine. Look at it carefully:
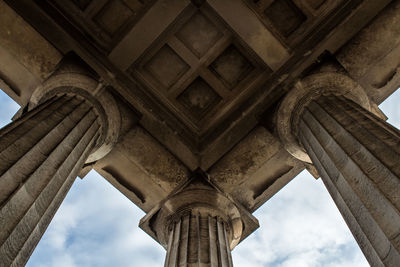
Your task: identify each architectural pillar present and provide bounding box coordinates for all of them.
[0,95,101,266]
[164,212,233,267]
[139,172,259,267]
[277,72,400,266]
[0,57,121,266]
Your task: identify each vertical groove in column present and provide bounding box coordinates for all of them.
[0,119,100,266]
[187,214,197,265]
[217,219,229,267]
[196,213,201,266]
[0,95,64,149]
[12,131,101,267]
[304,107,400,252]
[339,96,400,150]
[223,222,234,267]
[208,216,218,267]
[164,213,233,267]
[178,214,189,267]
[299,102,400,265]
[0,95,82,175]
[309,100,400,211]
[300,129,385,266]
[0,108,98,247]
[319,96,400,176]
[164,223,174,267]
[300,118,392,263]
[6,121,99,260]
[0,98,93,206]
[0,96,83,177]
[0,95,103,267]
[199,213,210,265]
[302,103,400,245]
[170,219,181,267]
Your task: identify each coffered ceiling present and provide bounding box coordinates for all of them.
[128,5,268,135]
[6,0,380,170]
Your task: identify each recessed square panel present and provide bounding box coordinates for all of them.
[176,12,223,58]
[177,77,221,120]
[144,45,189,89]
[209,45,254,90]
[264,0,306,37]
[94,0,133,35]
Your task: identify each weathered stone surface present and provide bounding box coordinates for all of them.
[164,213,233,267]
[140,173,258,266]
[113,127,189,192]
[0,0,61,104]
[29,56,122,164]
[0,1,61,80]
[276,71,374,163]
[94,126,190,212]
[337,0,400,80]
[296,95,400,266]
[0,45,40,105]
[0,95,101,267]
[209,126,304,211]
[210,127,280,191]
[337,0,400,104]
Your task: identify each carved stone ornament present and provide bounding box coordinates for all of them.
[29,60,121,163]
[139,170,259,250]
[276,72,373,163]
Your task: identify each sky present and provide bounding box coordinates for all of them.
[0,89,399,266]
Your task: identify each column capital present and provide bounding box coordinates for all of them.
[28,57,121,163]
[277,72,372,163]
[140,170,258,251]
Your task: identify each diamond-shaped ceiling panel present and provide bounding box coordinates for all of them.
[177,77,221,121]
[176,12,223,58]
[144,44,189,89]
[209,45,254,90]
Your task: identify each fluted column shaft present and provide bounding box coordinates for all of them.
[0,94,101,266]
[164,212,233,267]
[298,95,400,266]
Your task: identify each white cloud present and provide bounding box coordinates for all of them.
[232,171,368,267]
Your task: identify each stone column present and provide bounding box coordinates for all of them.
[277,72,400,266]
[164,212,233,267]
[0,94,101,266]
[0,56,121,266]
[140,172,259,267]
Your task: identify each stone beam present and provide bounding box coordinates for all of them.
[337,0,400,104]
[94,126,190,212]
[0,0,61,105]
[209,126,304,211]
